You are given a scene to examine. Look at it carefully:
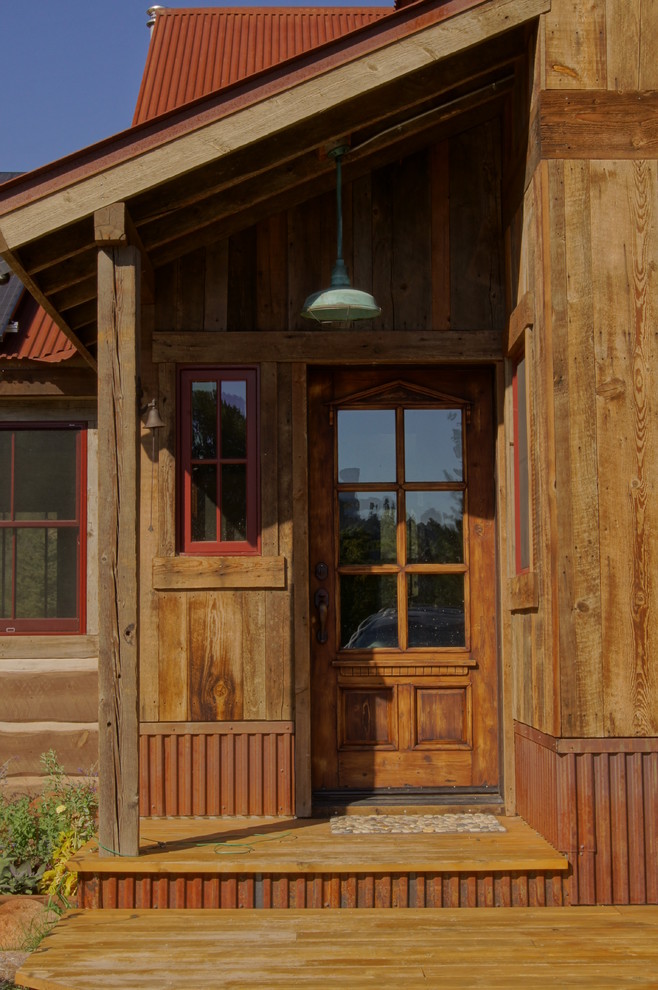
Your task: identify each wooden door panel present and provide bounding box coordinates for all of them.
[339,685,398,748]
[413,685,472,748]
[309,367,498,796]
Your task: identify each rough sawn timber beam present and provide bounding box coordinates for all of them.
[152,330,503,364]
[96,209,141,858]
[0,0,550,251]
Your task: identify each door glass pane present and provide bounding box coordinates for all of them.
[407,573,465,647]
[14,431,77,520]
[221,381,247,458]
[220,464,247,542]
[191,464,217,541]
[15,527,78,619]
[339,492,396,564]
[404,409,462,482]
[338,410,396,483]
[191,382,217,459]
[406,492,464,563]
[0,433,10,520]
[341,575,398,649]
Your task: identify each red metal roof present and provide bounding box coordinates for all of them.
[0,291,76,363]
[134,6,391,123]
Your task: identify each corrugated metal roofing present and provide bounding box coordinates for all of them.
[0,285,76,363]
[0,175,75,363]
[134,6,391,123]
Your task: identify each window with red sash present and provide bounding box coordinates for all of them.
[179,367,259,554]
[512,353,530,574]
[0,424,87,634]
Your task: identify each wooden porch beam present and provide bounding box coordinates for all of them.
[95,203,155,304]
[96,227,141,858]
[152,330,504,365]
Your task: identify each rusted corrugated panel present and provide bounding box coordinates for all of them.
[515,723,658,906]
[134,7,390,124]
[139,726,295,817]
[0,290,76,363]
[82,868,567,910]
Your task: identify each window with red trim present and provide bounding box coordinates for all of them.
[512,353,530,574]
[0,424,87,634]
[179,367,259,554]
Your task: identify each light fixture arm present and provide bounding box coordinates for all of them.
[331,150,350,288]
[300,143,380,322]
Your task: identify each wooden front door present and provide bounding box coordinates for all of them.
[309,367,498,796]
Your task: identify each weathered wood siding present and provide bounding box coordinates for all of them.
[504,1,658,745]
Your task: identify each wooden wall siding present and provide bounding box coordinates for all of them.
[542,0,658,91]
[139,724,294,817]
[153,125,505,336]
[79,870,567,910]
[515,723,658,905]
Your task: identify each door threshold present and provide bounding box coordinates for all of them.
[312,790,505,816]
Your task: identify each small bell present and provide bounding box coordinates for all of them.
[144,399,164,430]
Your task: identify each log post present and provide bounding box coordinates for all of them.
[96,205,142,856]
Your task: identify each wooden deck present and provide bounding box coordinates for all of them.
[70,815,570,908]
[18,905,658,989]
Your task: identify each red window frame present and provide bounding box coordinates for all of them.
[512,353,530,574]
[179,367,260,555]
[0,422,87,634]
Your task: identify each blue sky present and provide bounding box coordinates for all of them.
[3,0,387,175]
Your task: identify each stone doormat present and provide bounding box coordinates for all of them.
[330,813,506,834]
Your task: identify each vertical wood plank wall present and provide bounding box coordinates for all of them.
[506,0,658,906]
[506,2,658,742]
[141,123,505,814]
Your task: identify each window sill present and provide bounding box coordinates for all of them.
[507,571,538,612]
[153,555,287,590]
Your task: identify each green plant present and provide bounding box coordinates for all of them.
[0,751,97,900]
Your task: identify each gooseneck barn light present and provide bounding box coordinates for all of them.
[301,145,381,324]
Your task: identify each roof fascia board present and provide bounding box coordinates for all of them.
[0,0,549,252]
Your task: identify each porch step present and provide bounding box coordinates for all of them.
[71,816,570,909]
[17,906,658,989]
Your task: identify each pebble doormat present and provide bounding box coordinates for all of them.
[330,813,506,834]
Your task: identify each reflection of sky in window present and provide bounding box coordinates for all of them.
[405,410,462,482]
[221,380,246,416]
[338,410,396,483]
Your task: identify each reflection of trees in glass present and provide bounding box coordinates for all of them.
[406,491,463,564]
[221,394,247,457]
[339,495,395,564]
[191,386,217,459]
[192,386,247,541]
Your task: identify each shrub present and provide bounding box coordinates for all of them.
[0,751,97,904]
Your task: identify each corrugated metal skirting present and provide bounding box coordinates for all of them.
[515,722,658,905]
[139,724,295,817]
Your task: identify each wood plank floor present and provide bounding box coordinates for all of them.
[72,815,567,875]
[18,906,658,989]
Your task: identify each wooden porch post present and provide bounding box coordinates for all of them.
[95,205,142,856]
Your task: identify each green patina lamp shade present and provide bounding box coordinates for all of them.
[301,259,381,323]
[301,286,381,322]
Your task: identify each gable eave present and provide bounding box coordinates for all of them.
[0,0,549,360]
